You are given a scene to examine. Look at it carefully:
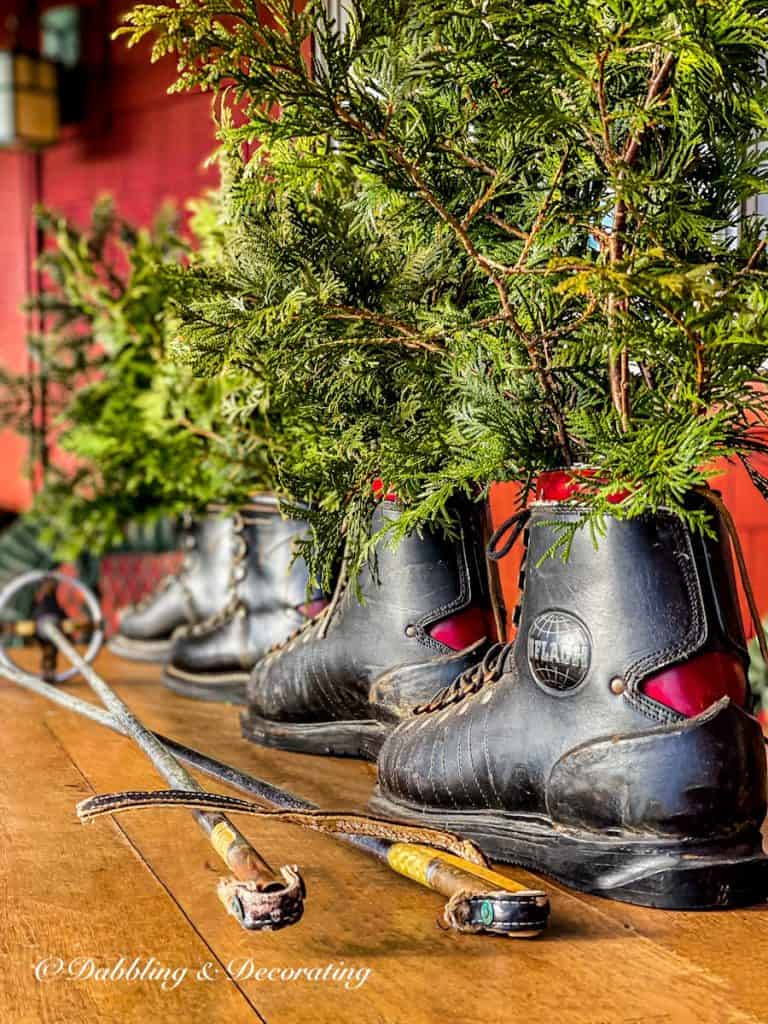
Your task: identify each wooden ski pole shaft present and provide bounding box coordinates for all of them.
[37,617,304,932]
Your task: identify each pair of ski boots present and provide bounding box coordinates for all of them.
[110,497,319,703]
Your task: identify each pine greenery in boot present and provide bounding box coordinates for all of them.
[5,198,264,558]
[160,142,488,587]
[119,0,768,573]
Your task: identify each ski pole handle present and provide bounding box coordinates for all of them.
[386,843,549,937]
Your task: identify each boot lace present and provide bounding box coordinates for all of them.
[414,641,508,714]
[413,507,531,715]
[187,512,249,636]
[261,556,349,659]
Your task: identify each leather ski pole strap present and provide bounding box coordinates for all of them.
[77,789,490,867]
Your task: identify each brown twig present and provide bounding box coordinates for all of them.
[485,213,529,241]
[438,141,497,177]
[324,305,421,338]
[594,52,615,165]
[655,300,705,401]
[318,335,444,355]
[607,49,677,430]
[463,176,500,229]
[176,418,227,445]
[538,297,598,344]
[743,238,767,274]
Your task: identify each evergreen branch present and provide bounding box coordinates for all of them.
[437,141,497,178]
[514,147,570,271]
[317,335,444,355]
[326,100,573,464]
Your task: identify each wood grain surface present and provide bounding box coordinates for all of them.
[1,650,767,1024]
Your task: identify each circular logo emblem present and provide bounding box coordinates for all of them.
[527,610,591,691]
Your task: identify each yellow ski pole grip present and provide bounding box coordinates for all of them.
[386,843,550,937]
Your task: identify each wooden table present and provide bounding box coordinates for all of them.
[1,650,767,1024]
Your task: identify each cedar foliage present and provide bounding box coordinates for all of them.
[118,0,768,575]
[4,198,265,558]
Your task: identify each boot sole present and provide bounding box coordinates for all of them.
[241,710,388,761]
[107,635,173,663]
[162,665,248,705]
[368,790,768,910]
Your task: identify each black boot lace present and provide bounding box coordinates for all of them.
[261,555,349,660]
[187,511,250,635]
[413,507,531,715]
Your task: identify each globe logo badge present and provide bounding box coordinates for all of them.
[527,610,591,691]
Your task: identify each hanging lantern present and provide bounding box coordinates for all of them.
[0,51,60,149]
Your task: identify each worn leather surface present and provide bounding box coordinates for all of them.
[247,498,491,724]
[546,699,766,835]
[168,500,312,677]
[369,640,491,723]
[117,513,234,642]
[377,497,765,839]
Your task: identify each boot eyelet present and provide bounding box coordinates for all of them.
[610,676,626,695]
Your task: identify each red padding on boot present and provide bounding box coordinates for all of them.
[536,470,630,504]
[372,478,398,501]
[642,651,748,717]
[298,599,328,619]
[429,606,492,650]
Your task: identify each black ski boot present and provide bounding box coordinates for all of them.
[162,497,318,704]
[371,472,768,910]
[108,511,233,663]
[242,495,495,760]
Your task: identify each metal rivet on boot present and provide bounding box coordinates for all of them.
[404,624,417,637]
[610,677,626,695]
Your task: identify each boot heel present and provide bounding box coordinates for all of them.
[582,837,768,909]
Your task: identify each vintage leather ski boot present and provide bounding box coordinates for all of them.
[162,497,319,704]
[242,494,495,760]
[108,511,234,663]
[371,472,768,909]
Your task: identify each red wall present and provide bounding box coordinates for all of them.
[0,148,34,510]
[0,0,217,512]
